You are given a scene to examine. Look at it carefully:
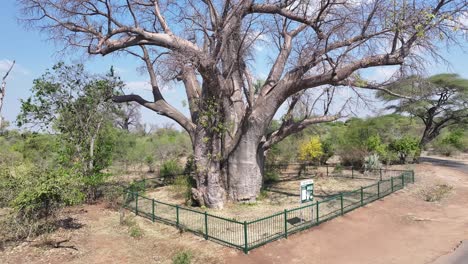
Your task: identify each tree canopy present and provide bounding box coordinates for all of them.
[379,73,468,156]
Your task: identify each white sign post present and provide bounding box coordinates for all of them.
[300,179,314,223]
[300,179,314,203]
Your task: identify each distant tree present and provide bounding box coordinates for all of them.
[17,63,124,200]
[0,60,15,128]
[298,136,323,163]
[114,103,142,132]
[379,74,468,159]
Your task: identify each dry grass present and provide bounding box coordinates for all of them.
[145,176,376,221]
[419,183,453,202]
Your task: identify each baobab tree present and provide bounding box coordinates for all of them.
[19,0,468,208]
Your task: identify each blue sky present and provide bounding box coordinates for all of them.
[1,0,467,130]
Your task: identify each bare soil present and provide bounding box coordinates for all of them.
[145,176,376,221]
[0,204,233,264]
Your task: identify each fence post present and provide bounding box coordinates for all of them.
[316,201,319,224]
[401,174,405,188]
[243,221,248,254]
[391,177,394,193]
[135,192,138,215]
[284,209,288,238]
[204,211,208,240]
[377,182,380,199]
[379,168,382,181]
[360,187,364,206]
[152,199,155,222]
[412,170,415,183]
[176,205,180,228]
[351,166,354,178]
[143,178,146,189]
[340,193,344,215]
[326,165,329,177]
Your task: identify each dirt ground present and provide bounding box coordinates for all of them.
[226,158,468,264]
[0,204,234,264]
[145,176,376,221]
[1,158,467,263]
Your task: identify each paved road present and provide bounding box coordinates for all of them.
[430,240,468,264]
[422,156,468,264]
[420,156,468,174]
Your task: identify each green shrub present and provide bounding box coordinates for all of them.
[389,136,419,164]
[129,225,144,239]
[172,250,193,264]
[264,169,280,184]
[161,159,184,184]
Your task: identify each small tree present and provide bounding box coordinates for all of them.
[379,74,468,159]
[298,136,323,164]
[17,63,123,200]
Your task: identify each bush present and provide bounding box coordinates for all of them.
[298,136,323,163]
[338,146,368,167]
[160,159,184,184]
[420,184,453,202]
[388,136,419,164]
[363,153,382,171]
[264,169,280,184]
[172,250,193,264]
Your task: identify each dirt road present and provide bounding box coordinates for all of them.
[227,161,468,264]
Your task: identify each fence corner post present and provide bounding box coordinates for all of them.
[316,201,319,224]
[391,177,394,193]
[152,199,155,222]
[360,186,364,206]
[204,211,208,240]
[135,192,139,215]
[340,193,344,215]
[284,209,288,238]
[176,205,180,228]
[243,221,248,254]
[377,182,380,199]
[379,168,382,181]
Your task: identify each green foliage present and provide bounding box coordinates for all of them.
[389,136,420,164]
[172,250,193,264]
[378,74,468,155]
[264,169,280,184]
[16,63,124,199]
[161,159,184,184]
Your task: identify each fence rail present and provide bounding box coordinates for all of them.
[123,168,415,253]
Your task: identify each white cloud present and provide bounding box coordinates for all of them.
[0,59,30,76]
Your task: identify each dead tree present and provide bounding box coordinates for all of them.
[0,60,15,128]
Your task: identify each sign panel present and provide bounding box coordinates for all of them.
[300,179,314,203]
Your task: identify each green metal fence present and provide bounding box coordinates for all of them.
[123,169,415,253]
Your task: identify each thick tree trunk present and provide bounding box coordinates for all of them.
[227,136,264,202]
[191,131,264,208]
